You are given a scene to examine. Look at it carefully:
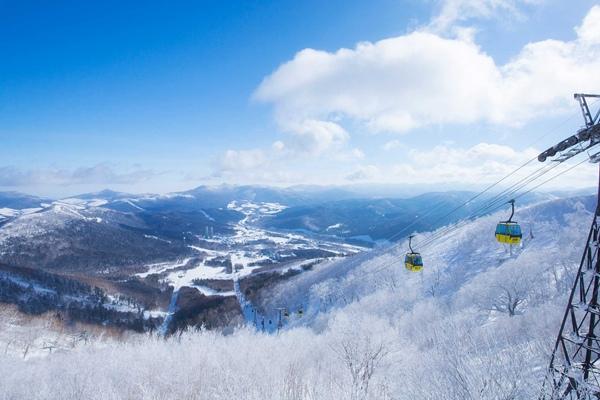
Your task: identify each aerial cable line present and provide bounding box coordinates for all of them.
[414,165,554,249]
[420,152,591,249]
[385,155,538,244]
[276,100,600,315]
[264,97,600,333]
[384,158,529,242]
[382,103,595,245]
[474,157,583,220]
[436,161,558,226]
[513,156,590,201]
[428,163,561,240]
[421,148,587,244]
[416,165,578,250]
[474,163,559,214]
[276,155,592,315]
[386,152,548,248]
[415,154,590,249]
[329,156,592,296]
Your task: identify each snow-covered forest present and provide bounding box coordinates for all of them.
[0,195,593,400]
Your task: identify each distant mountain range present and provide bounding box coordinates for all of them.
[0,191,52,210]
[0,183,588,274]
[4,183,590,213]
[0,195,240,273]
[257,191,559,242]
[0,183,592,336]
[0,184,372,274]
[0,185,582,250]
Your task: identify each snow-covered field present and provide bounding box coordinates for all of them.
[135,201,365,295]
[130,201,367,334]
[135,258,194,279]
[0,195,593,399]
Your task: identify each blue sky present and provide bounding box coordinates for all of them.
[1,0,599,196]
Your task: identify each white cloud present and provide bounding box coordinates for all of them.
[216,149,268,173]
[255,5,600,136]
[331,147,367,162]
[577,5,600,44]
[346,165,381,181]
[284,119,349,155]
[214,4,600,188]
[351,148,365,159]
[345,142,596,188]
[428,0,534,34]
[405,143,539,182]
[0,164,158,187]
[272,140,285,152]
[211,121,352,182]
[383,140,403,151]
[408,142,536,167]
[212,147,305,184]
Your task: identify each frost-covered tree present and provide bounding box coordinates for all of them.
[0,196,595,399]
[332,334,390,400]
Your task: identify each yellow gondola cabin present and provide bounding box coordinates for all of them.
[405,235,424,272]
[495,199,522,245]
[495,222,522,244]
[405,252,424,272]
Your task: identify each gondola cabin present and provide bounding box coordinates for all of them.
[495,222,522,245]
[495,200,522,245]
[404,252,423,272]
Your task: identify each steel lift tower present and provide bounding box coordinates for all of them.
[539,93,600,399]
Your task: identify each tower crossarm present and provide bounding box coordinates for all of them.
[538,94,600,164]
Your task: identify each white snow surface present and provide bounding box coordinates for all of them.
[135,258,194,279]
[0,208,19,217]
[133,200,364,295]
[0,201,111,246]
[199,209,215,221]
[264,196,595,324]
[1,195,594,400]
[0,207,42,219]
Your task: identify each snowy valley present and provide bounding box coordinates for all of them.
[0,187,373,339]
[0,190,594,399]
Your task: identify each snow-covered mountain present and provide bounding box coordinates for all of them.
[0,194,592,399]
[0,199,194,272]
[0,191,50,210]
[259,191,557,242]
[0,188,370,335]
[0,192,50,223]
[73,185,360,213]
[261,195,594,320]
[2,187,555,274]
